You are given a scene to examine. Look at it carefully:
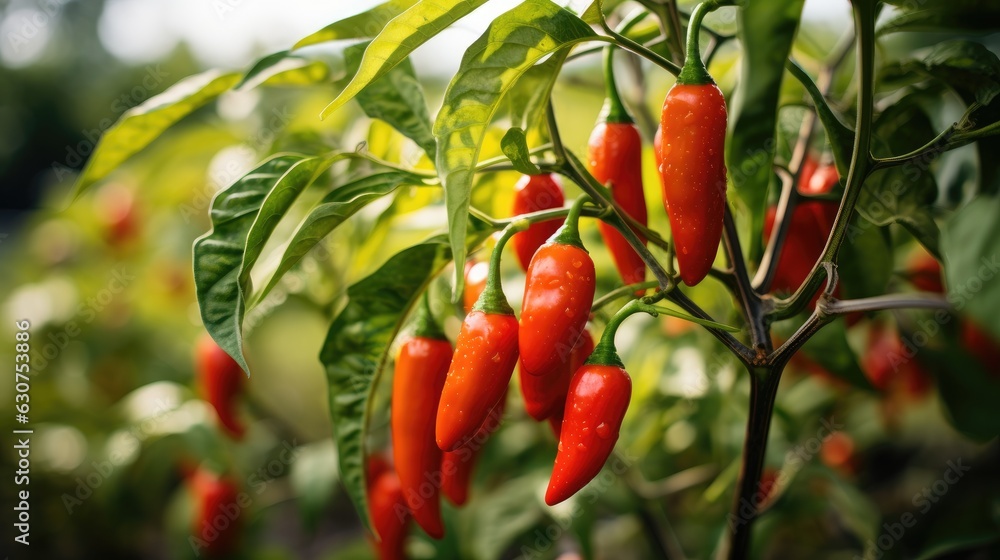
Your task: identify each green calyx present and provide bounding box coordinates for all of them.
[412,293,446,340]
[551,195,591,249]
[472,221,527,316]
[600,45,634,125]
[677,1,719,86]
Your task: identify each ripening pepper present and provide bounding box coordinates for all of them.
[195,334,246,439]
[440,395,505,506]
[658,3,728,286]
[391,298,450,538]
[189,469,243,558]
[437,227,521,452]
[367,455,410,560]
[519,197,596,377]
[589,46,648,286]
[511,174,565,271]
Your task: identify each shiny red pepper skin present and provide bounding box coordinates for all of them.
[463,260,489,315]
[658,83,728,286]
[391,336,451,538]
[440,395,505,506]
[511,174,565,271]
[545,363,631,505]
[367,456,410,560]
[519,242,596,377]
[190,469,243,558]
[436,311,518,451]
[195,335,246,439]
[520,331,594,422]
[588,122,648,285]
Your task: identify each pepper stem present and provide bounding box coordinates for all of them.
[472,222,527,315]
[588,299,649,367]
[551,195,591,249]
[600,45,634,125]
[412,292,445,339]
[677,1,719,86]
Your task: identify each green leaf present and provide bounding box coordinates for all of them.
[236,50,296,89]
[500,127,540,175]
[919,340,1000,440]
[259,60,330,88]
[319,237,455,534]
[72,70,240,199]
[344,43,436,159]
[915,40,1000,105]
[238,154,341,302]
[507,50,570,133]
[857,100,942,257]
[289,440,339,531]
[434,0,596,296]
[319,0,490,119]
[839,216,893,300]
[256,170,430,304]
[787,61,855,179]
[193,154,304,374]
[727,0,806,259]
[942,195,1000,341]
[292,0,418,49]
[879,5,1000,36]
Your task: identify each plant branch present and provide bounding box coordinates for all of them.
[823,293,950,315]
[600,27,681,76]
[722,206,767,352]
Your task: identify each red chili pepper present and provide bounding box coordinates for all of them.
[463,259,489,315]
[391,298,450,539]
[440,395,505,506]
[545,362,631,505]
[195,334,246,439]
[511,174,565,271]
[437,227,521,452]
[907,251,946,294]
[367,455,410,560]
[961,321,1000,379]
[189,469,243,558]
[519,198,596,377]
[657,6,727,287]
[589,46,648,286]
[861,323,932,398]
[546,310,632,506]
[520,330,594,423]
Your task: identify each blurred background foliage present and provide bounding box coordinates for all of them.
[0,0,999,559]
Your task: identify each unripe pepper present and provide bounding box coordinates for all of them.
[658,2,728,286]
[440,395,505,506]
[511,174,565,271]
[195,334,246,439]
[391,297,450,539]
[436,226,523,452]
[519,197,596,377]
[589,46,648,286]
[189,468,243,558]
[367,455,410,560]
[546,304,635,506]
[520,330,593,423]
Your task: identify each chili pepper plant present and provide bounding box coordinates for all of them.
[66,0,1000,557]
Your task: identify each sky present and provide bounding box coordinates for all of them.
[0,0,852,72]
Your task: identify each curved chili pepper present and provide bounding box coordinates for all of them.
[440,395,505,506]
[519,198,596,377]
[189,469,243,558]
[391,298,450,539]
[511,174,565,271]
[546,309,633,506]
[367,455,410,560]
[589,46,648,286]
[658,4,727,286]
[437,227,521,452]
[195,334,246,439]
